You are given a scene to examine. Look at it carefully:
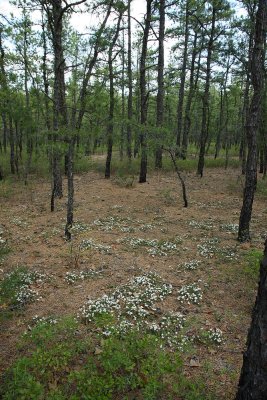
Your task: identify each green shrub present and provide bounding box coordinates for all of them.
[256,179,267,197]
[244,248,263,280]
[1,318,211,400]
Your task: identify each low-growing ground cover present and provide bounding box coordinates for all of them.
[0,164,265,399]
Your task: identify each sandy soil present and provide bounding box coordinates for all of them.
[0,166,266,399]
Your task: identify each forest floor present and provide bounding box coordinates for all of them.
[0,164,266,399]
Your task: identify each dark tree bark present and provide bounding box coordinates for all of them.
[105,11,123,179]
[236,240,267,399]
[139,0,152,183]
[238,0,266,242]
[43,0,87,214]
[126,0,133,160]
[197,5,216,177]
[9,116,15,175]
[176,0,189,153]
[164,148,188,208]
[0,27,8,154]
[119,24,125,161]
[41,6,51,131]
[155,0,165,169]
[181,29,200,160]
[45,0,67,202]
[215,57,231,161]
[65,137,75,241]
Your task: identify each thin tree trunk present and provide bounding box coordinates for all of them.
[176,0,189,153]
[181,30,199,160]
[197,6,216,177]
[65,137,75,240]
[0,28,8,154]
[105,12,123,179]
[120,24,125,161]
[155,0,165,169]
[139,0,152,183]
[41,7,51,131]
[126,0,133,160]
[9,116,15,175]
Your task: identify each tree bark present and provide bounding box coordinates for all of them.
[41,6,51,131]
[181,29,199,160]
[176,0,189,153]
[105,11,123,179]
[9,116,15,175]
[197,5,216,177]
[65,137,75,241]
[236,240,267,399]
[139,0,152,183]
[238,0,266,242]
[155,0,165,169]
[126,0,133,161]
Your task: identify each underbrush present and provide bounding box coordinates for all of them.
[0,267,46,322]
[0,316,212,400]
[243,248,263,281]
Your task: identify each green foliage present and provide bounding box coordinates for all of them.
[74,153,94,174]
[1,318,211,400]
[0,179,14,199]
[0,266,29,307]
[0,242,10,261]
[256,179,267,198]
[243,248,263,280]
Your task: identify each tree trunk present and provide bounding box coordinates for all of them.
[238,0,266,242]
[155,0,165,169]
[197,6,216,177]
[126,0,133,161]
[41,7,51,131]
[0,27,8,154]
[65,137,75,241]
[120,23,125,161]
[176,0,189,153]
[9,116,15,175]
[139,0,152,183]
[181,30,200,160]
[105,12,123,179]
[236,240,267,399]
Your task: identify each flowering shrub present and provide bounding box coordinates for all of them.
[179,260,201,271]
[0,268,45,308]
[177,283,202,305]
[80,239,112,254]
[65,269,102,284]
[119,237,180,256]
